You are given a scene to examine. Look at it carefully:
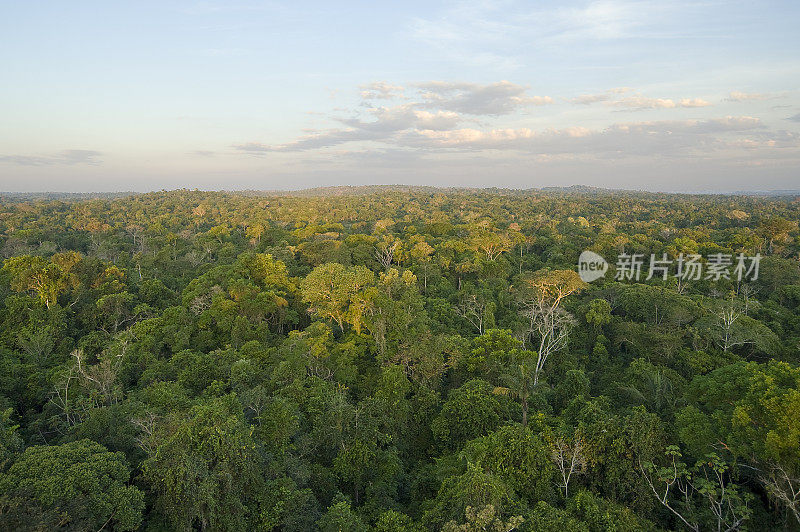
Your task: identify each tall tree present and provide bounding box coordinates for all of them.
[516,269,585,386]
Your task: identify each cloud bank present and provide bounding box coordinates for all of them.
[0,150,102,166]
[234,81,798,171]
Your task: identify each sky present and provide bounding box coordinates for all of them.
[1,1,799,193]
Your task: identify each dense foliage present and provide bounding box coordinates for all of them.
[0,187,798,530]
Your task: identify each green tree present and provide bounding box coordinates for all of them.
[142,395,264,531]
[443,504,524,531]
[3,253,80,309]
[301,263,375,332]
[432,380,506,449]
[317,499,368,532]
[462,424,555,504]
[0,439,143,531]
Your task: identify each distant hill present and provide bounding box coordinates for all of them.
[727,189,800,197]
[2,184,798,201]
[0,191,138,202]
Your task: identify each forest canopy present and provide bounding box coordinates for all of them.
[0,187,798,531]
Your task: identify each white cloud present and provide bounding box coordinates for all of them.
[610,95,713,110]
[235,102,464,152]
[0,149,102,166]
[235,129,376,152]
[360,81,405,100]
[397,117,769,157]
[341,104,461,132]
[236,80,556,152]
[416,80,552,115]
[569,93,613,105]
[678,98,712,108]
[726,91,769,102]
[612,96,677,109]
[234,75,793,174]
[569,89,710,109]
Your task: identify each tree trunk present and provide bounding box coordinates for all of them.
[521,395,528,427]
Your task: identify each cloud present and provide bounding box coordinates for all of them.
[234,74,792,172]
[253,112,773,162]
[689,116,762,132]
[568,87,633,104]
[398,116,769,157]
[726,91,769,102]
[569,93,613,105]
[786,113,800,123]
[236,80,555,152]
[234,131,372,152]
[234,142,272,153]
[678,98,712,108]
[239,102,465,153]
[360,81,405,100]
[611,95,712,110]
[340,104,461,132]
[406,127,588,149]
[569,89,710,109]
[416,81,552,115]
[723,130,800,150]
[0,149,102,166]
[612,96,677,109]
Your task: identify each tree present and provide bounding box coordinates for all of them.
[517,269,586,386]
[375,509,422,531]
[679,361,800,526]
[3,254,80,309]
[432,380,506,449]
[0,408,22,471]
[584,298,612,333]
[364,267,424,359]
[466,328,521,377]
[758,217,797,253]
[494,348,537,427]
[639,447,751,531]
[550,429,587,499]
[443,505,524,532]
[71,345,127,407]
[141,396,264,531]
[468,226,514,261]
[317,499,368,532]
[410,240,435,291]
[695,307,781,357]
[245,223,264,246]
[716,306,742,352]
[423,463,520,529]
[0,439,143,531]
[455,293,490,335]
[96,291,135,333]
[462,424,555,505]
[301,263,375,332]
[375,237,400,270]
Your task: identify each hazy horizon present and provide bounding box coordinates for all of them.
[2,1,799,192]
[2,183,800,197]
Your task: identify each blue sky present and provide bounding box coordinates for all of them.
[1,0,799,192]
